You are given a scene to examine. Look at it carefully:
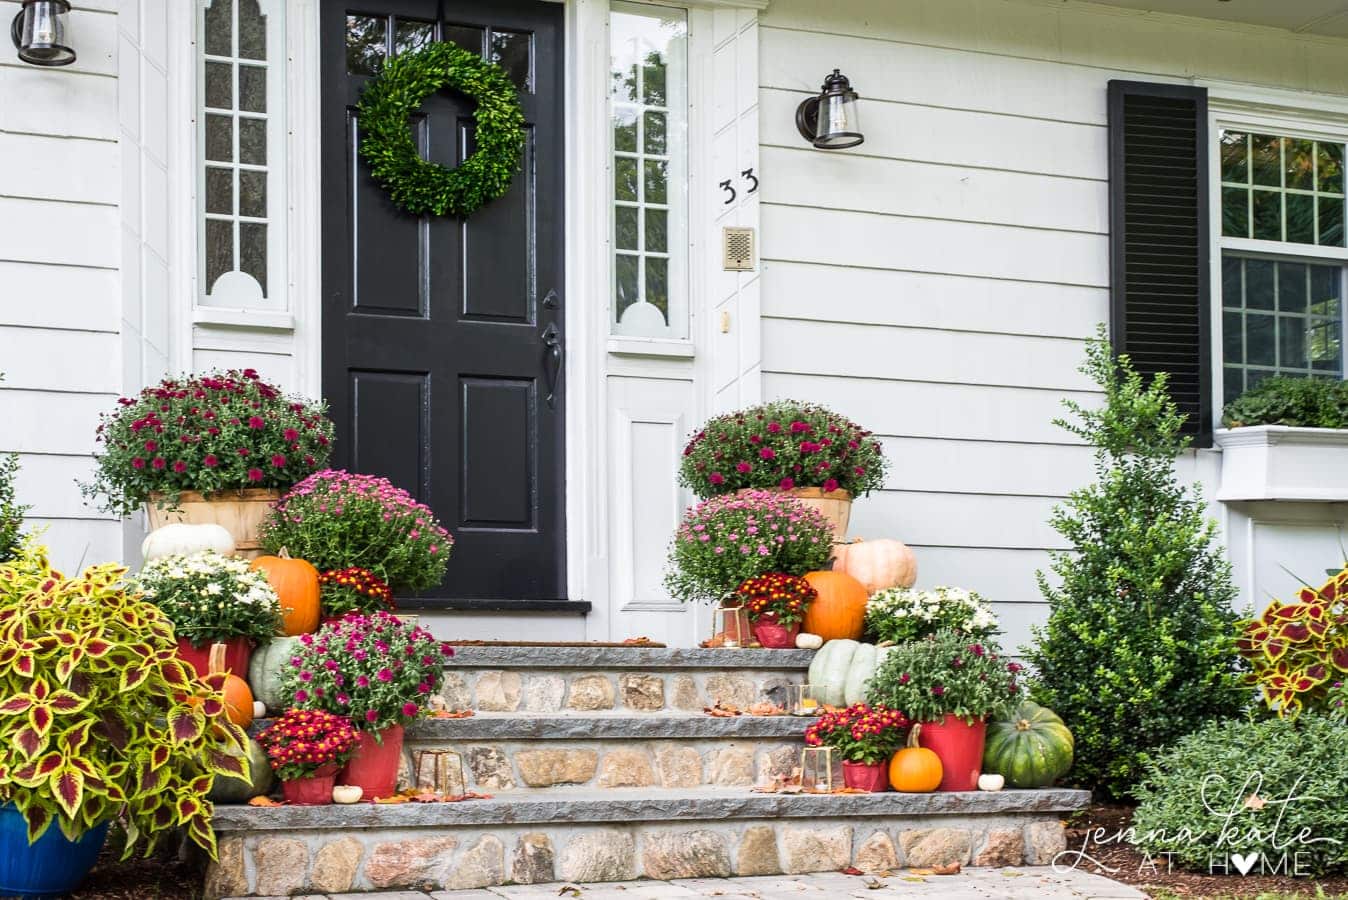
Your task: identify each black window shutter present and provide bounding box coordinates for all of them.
[1108,80,1212,446]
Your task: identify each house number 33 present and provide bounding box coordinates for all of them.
[719,168,759,205]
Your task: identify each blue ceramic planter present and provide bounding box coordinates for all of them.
[0,804,108,898]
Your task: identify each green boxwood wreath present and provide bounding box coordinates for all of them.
[356,41,525,218]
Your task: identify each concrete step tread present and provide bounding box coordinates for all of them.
[211,786,1090,832]
[405,713,811,740]
[446,646,813,671]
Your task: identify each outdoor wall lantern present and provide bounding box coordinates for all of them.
[795,69,863,149]
[11,1,75,67]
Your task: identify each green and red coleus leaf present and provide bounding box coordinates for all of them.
[20,801,53,843]
[50,767,84,820]
[166,705,204,746]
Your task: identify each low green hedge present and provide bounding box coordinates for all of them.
[1222,377,1348,430]
[1132,716,1348,875]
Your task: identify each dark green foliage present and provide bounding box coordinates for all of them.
[356,41,525,218]
[1132,716,1348,875]
[1223,376,1348,429]
[0,374,27,562]
[1027,328,1248,800]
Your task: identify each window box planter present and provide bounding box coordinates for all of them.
[1213,426,1348,502]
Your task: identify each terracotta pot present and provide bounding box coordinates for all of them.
[281,764,338,806]
[338,724,404,799]
[176,636,252,680]
[751,613,801,649]
[842,760,889,792]
[145,489,283,559]
[917,713,987,792]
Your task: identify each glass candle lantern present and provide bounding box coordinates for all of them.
[791,684,824,716]
[710,603,749,648]
[412,749,468,797]
[800,746,834,793]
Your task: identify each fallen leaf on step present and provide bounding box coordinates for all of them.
[429,708,474,718]
[746,701,786,716]
[557,886,583,897]
[908,863,961,876]
[246,796,282,807]
[839,866,864,876]
[622,636,655,645]
[901,875,927,883]
[704,701,742,717]
[373,794,409,804]
[833,787,871,794]
[863,877,887,890]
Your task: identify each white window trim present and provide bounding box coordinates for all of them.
[1206,87,1348,426]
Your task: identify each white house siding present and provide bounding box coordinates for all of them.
[755,0,1348,650]
[0,0,124,571]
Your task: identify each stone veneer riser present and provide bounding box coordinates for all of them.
[206,810,1078,896]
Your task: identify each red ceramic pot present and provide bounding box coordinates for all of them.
[917,714,987,791]
[176,636,252,680]
[338,724,404,799]
[751,613,801,649]
[842,760,889,792]
[281,764,337,806]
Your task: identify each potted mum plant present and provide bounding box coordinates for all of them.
[734,573,816,648]
[256,708,361,805]
[318,566,396,623]
[281,611,453,798]
[0,544,248,897]
[678,400,888,538]
[132,551,283,677]
[81,369,334,553]
[866,629,1021,791]
[865,586,999,644]
[804,703,909,792]
[260,470,452,595]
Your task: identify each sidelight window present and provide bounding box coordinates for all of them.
[609,1,688,339]
[198,0,287,310]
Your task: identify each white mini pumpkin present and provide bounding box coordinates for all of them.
[141,523,236,561]
[795,632,824,650]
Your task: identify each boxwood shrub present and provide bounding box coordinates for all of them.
[1132,716,1348,875]
[1222,376,1348,429]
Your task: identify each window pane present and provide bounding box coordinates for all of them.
[443,24,484,55]
[645,208,667,252]
[1220,131,1248,183]
[615,254,639,316]
[615,206,639,250]
[1245,259,1275,310]
[644,111,666,155]
[394,19,434,56]
[1278,263,1307,314]
[204,0,232,57]
[239,118,266,165]
[1224,366,1245,405]
[1252,134,1281,187]
[1279,316,1306,369]
[205,167,233,215]
[1321,197,1345,248]
[1319,144,1344,194]
[490,30,532,92]
[238,65,265,113]
[205,114,233,162]
[1246,313,1275,366]
[1222,256,1242,308]
[238,0,266,60]
[1285,138,1315,191]
[613,108,637,153]
[646,257,668,319]
[1223,310,1243,363]
[614,157,638,202]
[205,219,233,291]
[240,222,267,296]
[204,61,232,110]
[644,159,667,204]
[1286,193,1315,245]
[1221,187,1248,238]
[1224,254,1345,392]
[1252,189,1281,241]
[641,55,666,106]
[239,169,266,219]
[346,15,387,76]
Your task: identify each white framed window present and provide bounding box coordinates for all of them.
[608,1,689,340]
[198,0,287,311]
[1216,124,1347,406]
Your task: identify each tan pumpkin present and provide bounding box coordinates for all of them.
[889,724,943,792]
[832,538,917,594]
[211,643,255,730]
[801,570,868,642]
[250,548,320,635]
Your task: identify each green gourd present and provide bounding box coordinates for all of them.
[982,700,1075,788]
[247,635,303,713]
[207,738,273,803]
[806,639,858,706]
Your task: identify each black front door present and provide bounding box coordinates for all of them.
[321,0,566,603]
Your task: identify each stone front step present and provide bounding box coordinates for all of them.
[441,647,812,715]
[405,714,808,793]
[206,788,1089,897]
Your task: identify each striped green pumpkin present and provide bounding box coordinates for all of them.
[982,701,1074,788]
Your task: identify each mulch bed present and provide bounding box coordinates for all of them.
[1066,804,1348,898]
[70,833,203,900]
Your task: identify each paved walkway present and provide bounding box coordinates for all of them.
[232,867,1148,899]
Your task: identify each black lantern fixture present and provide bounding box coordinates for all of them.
[11,0,75,67]
[795,69,863,150]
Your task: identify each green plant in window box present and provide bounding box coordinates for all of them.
[0,542,249,856]
[1222,376,1348,430]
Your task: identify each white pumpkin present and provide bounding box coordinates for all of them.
[795,632,824,650]
[807,639,895,707]
[831,538,917,594]
[141,523,236,561]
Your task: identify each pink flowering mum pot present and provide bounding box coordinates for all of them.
[842,760,889,792]
[338,724,405,799]
[917,714,987,791]
[281,763,339,805]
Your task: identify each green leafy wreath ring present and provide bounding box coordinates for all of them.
[356,41,526,218]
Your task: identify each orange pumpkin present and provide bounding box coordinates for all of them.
[832,538,917,595]
[890,724,943,792]
[801,570,868,641]
[251,548,320,636]
[211,643,255,729]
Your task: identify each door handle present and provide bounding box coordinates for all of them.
[541,322,562,409]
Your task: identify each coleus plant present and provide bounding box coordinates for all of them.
[0,543,249,856]
[1235,564,1348,718]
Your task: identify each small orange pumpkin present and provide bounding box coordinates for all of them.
[890,724,943,792]
[832,538,917,595]
[801,570,868,641]
[251,548,320,636]
[211,642,255,730]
